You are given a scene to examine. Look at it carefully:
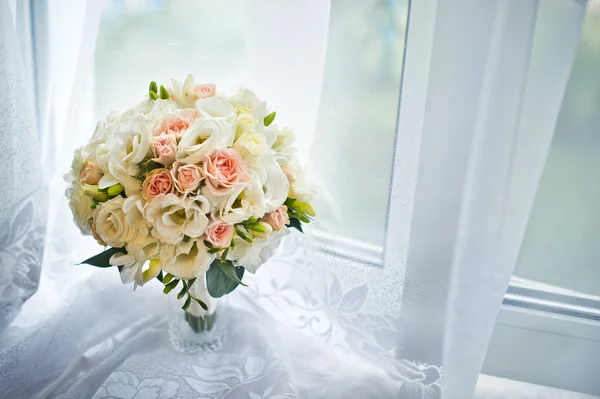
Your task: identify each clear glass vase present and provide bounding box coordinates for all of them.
[168,294,228,354]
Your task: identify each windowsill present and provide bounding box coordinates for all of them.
[475,375,600,399]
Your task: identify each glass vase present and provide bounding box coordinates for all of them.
[168,294,228,354]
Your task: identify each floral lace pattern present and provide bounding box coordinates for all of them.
[0,193,46,331]
[92,234,442,399]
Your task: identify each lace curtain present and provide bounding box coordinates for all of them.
[0,0,587,398]
[0,0,46,333]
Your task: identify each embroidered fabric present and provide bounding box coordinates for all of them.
[0,234,441,399]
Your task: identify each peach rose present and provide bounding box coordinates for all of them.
[261,205,289,231]
[80,161,103,185]
[153,111,196,139]
[204,220,234,248]
[203,148,248,195]
[172,162,203,194]
[194,84,216,99]
[151,134,177,165]
[142,168,174,201]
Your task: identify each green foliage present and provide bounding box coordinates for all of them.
[264,111,276,126]
[79,247,126,267]
[206,260,245,298]
[159,85,170,99]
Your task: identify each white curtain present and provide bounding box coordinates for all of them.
[0,0,588,398]
[395,0,586,398]
[0,0,46,332]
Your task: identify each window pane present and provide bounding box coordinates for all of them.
[309,0,408,249]
[514,1,600,297]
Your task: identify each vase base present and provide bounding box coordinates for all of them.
[168,310,226,354]
[168,330,226,354]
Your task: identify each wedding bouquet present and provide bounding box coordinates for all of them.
[65,75,315,320]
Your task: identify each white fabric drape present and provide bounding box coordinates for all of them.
[0,0,46,332]
[394,0,586,398]
[0,0,589,398]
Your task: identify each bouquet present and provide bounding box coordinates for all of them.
[65,75,315,323]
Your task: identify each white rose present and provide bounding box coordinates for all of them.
[213,172,266,224]
[260,160,289,213]
[123,194,150,234]
[107,115,153,195]
[145,193,210,245]
[65,181,93,235]
[282,161,315,202]
[230,228,288,273]
[144,99,178,123]
[234,112,256,140]
[170,74,216,109]
[233,130,273,164]
[176,118,234,164]
[95,196,144,248]
[110,241,161,287]
[229,87,260,109]
[272,126,297,162]
[160,240,215,280]
[195,97,236,122]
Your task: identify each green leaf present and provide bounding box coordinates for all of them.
[177,282,187,300]
[182,295,191,311]
[90,201,97,210]
[192,296,208,311]
[207,248,221,254]
[149,91,158,100]
[163,279,179,294]
[79,247,126,267]
[219,260,246,286]
[289,211,310,223]
[263,111,276,126]
[141,160,163,175]
[206,260,245,298]
[284,198,297,208]
[107,183,124,197]
[159,85,170,99]
[149,81,158,93]
[287,217,304,233]
[163,273,174,284]
[234,226,253,243]
[246,223,267,233]
[188,278,196,288]
[156,270,164,283]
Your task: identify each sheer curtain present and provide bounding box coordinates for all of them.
[0,0,588,398]
[0,0,46,332]
[395,0,586,397]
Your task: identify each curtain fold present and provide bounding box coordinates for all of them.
[394,0,586,398]
[0,0,46,332]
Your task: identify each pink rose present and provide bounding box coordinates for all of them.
[204,220,234,248]
[194,84,216,99]
[151,134,177,165]
[172,162,203,194]
[261,205,289,231]
[142,168,174,201]
[80,161,103,185]
[204,148,248,195]
[153,111,196,139]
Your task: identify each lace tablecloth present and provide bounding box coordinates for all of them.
[0,235,441,399]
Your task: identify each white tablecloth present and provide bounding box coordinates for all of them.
[0,235,442,399]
